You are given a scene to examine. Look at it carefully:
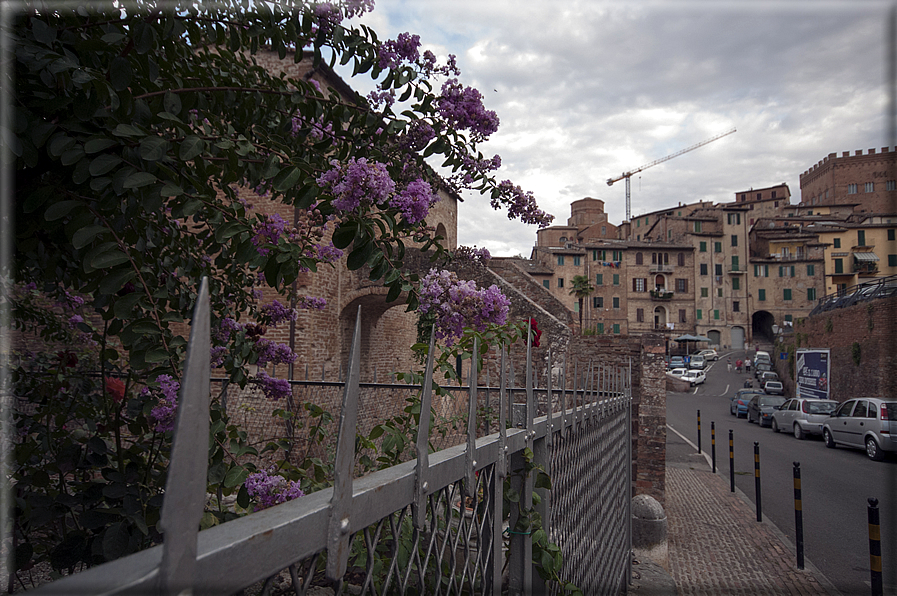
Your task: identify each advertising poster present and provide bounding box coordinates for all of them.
[795,348,830,400]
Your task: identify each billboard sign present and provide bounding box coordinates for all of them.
[795,348,831,401]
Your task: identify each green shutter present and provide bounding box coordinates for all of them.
[758,289,766,301]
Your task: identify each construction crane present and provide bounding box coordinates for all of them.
[607,127,736,224]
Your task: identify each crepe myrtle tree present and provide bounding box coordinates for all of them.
[8,0,554,578]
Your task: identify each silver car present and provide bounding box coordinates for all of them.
[771,398,838,439]
[822,398,897,461]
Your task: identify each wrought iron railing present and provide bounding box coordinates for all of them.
[33,278,633,596]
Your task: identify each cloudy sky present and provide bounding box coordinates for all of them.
[344,1,894,257]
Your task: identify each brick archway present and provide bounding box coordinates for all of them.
[338,287,415,382]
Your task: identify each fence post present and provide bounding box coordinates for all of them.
[509,327,534,595]
[754,442,762,522]
[413,330,437,530]
[157,277,210,596]
[465,338,478,499]
[729,430,734,493]
[868,498,883,596]
[491,347,509,594]
[793,462,804,570]
[325,307,363,584]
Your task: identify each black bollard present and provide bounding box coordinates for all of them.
[793,462,804,570]
[754,442,762,522]
[711,422,716,474]
[697,410,702,454]
[868,498,883,596]
[729,429,734,493]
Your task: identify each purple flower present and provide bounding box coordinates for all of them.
[341,0,375,19]
[145,374,180,432]
[454,245,491,264]
[377,32,421,70]
[437,79,499,141]
[390,179,439,224]
[67,314,84,329]
[214,317,244,343]
[367,89,396,109]
[493,181,554,228]
[418,269,510,346]
[317,158,396,213]
[314,3,342,33]
[314,242,343,263]
[244,468,304,510]
[399,121,435,153]
[255,370,292,400]
[210,346,227,368]
[259,299,297,326]
[298,296,327,310]
[251,214,287,255]
[253,338,297,367]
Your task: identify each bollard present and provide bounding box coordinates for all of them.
[728,430,734,493]
[793,462,804,570]
[868,498,883,596]
[697,410,702,454]
[754,442,762,522]
[711,422,716,474]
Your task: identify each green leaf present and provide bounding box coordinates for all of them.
[143,349,169,363]
[108,57,132,91]
[179,136,204,160]
[31,17,57,45]
[347,242,372,270]
[112,124,143,137]
[214,221,244,242]
[223,465,249,489]
[102,522,130,561]
[163,91,182,115]
[89,154,122,176]
[72,225,106,249]
[122,172,157,189]
[237,485,250,509]
[272,166,302,191]
[159,182,184,197]
[331,222,356,249]
[84,138,118,154]
[99,268,135,295]
[139,136,168,161]
[113,293,143,318]
[44,200,82,221]
[91,249,131,269]
[207,461,227,485]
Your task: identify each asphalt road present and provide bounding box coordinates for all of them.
[665,350,897,596]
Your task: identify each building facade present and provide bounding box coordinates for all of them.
[799,147,897,214]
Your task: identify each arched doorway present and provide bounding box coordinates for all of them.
[731,326,745,349]
[751,310,775,344]
[707,330,721,347]
[654,306,667,329]
[654,275,666,289]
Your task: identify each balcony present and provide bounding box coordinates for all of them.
[649,264,674,273]
[727,266,745,274]
[854,263,879,276]
[650,289,674,300]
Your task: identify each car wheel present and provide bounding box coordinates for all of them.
[823,428,836,449]
[866,437,885,461]
[793,424,804,440]
[771,419,779,433]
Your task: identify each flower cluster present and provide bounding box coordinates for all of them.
[390,178,439,224]
[254,338,297,367]
[250,213,286,255]
[313,2,342,33]
[255,370,292,400]
[421,51,460,77]
[340,0,375,19]
[291,115,332,142]
[314,241,343,264]
[244,468,304,511]
[105,377,126,403]
[398,120,435,153]
[143,374,180,432]
[437,79,500,142]
[367,89,395,109]
[454,245,491,265]
[299,296,327,310]
[493,180,555,228]
[418,269,510,346]
[377,32,420,70]
[259,299,298,326]
[317,158,395,212]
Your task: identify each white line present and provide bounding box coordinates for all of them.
[722,384,729,396]
[667,424,713,468]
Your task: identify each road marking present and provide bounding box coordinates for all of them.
[667,424,713,468]
[722,384,729,396]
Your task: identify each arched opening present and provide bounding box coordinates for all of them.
[731,326,745,350]
[339,289,416,382]
[752,310,776,344]
[707,330,721,346]
[435,223,448,246]
[654,275,666,289]
[654,306,667,329]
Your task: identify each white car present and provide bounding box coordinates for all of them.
[681,369,706,386]
[667,367,689,380]
[695,349,719,361]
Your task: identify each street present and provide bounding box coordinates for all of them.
[665,350,897,596]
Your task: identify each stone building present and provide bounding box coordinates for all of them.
[732,183,791,224]
[799,147,897,214]
[810,214,897,295]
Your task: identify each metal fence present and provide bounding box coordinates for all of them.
[33,279,633,595]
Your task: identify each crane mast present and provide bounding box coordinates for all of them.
[607,127,736,225]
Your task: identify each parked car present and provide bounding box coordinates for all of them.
[667,367,689,380]
[689,355,706,370]
[695,349,719,361]
[822,398,897,461]
[682,369,706,386]
[668,356,685,369]
[754,350,771,363]
[772,398,839,439]
[754,362,773,378]
[759,371,779,384]
[763,381,784,395]
[730,389,764,418]
[747,394,787,427]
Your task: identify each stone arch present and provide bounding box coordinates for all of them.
[752,310,775,344]
[338,286,415,382]
[436,223,448,245]
[707,329,721,346]
[653,306,667,329]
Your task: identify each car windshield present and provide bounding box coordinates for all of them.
[806,402,836,414]
[760,397,785,407]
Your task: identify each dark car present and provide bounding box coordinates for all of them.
[747,395,787,427]
[730,389,764,418]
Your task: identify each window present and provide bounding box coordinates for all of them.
[668,230,672,239]
[596,274,603,285]
[833,238,841,248]
[651,252,657,264]
[807,264,815,276]
[785,314,793,323]
[865,182,874,193]
[741,193,746,201]
[636,308,644,322]
[778,265,795,278]
[807,288,817,300]
[699,241,707,252]
[612,297,620,309]
[763,265,769,277]
[857,230,866,246]
[593,296,604,308]
[542,280,550,289]
[717,288,723,297]
[613,324,620,334]
[677,252,685,267]
[731,235,738,247]
[557,255,565,266]
[633,278,646,292]
[714,242,722,253]
[888,180,897,191]
[592,249,604,261]
[700,263,708,275]
[694,221,702,233]
[848,184,857,195]
[727,213,741,225]
[601,226,607,235]
[558,278,565,288]
[757,193,761,200]
[612,250,622,261]
[697,309,702,320]
[701,287,708,297]
[573,302,579,313]
[758,289,766,301]
[733,301,740,312]
[714,309,720,320]
[889,255,897,267]
[676,278,688,292]
[573,255,581,266]
[635,252,643,265]
[596,323,604,334]
[834,258,843,274]
[784,288,792,301]
[732,277,740,290]
[715,264,723,276]
[771,191,777,199]
[730,256,739,271]
[754,265,760,277]
[889,229,895,241]
[613,274,620,286]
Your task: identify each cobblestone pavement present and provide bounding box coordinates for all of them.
[667,464,838,595]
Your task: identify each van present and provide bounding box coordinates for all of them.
[755,350,771,362]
